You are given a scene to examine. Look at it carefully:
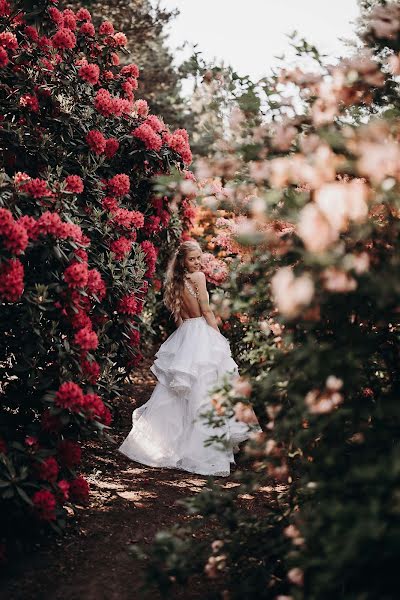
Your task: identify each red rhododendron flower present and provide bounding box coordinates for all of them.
[51,28,76,50]
[102,196,119,212]
[74,326,99,351]
[87,268,106,300]
[69,476,90,503]
[23,177,50,198]
[135,99,149,117]
[24,26,39,42]
[168,129,192,165]
[55,381,85,411]
[63,12,77,31]
[0,47,8,68]
[57,480,70,501]
[110,236,132,259]
[48,7,63,26]
[32,489,57,521]
[132,123,162,151]
[76,8,91,21]
[19,94,40,112]
[102,70,114,81]
[70,309,92,330]
[94,88,115,117]
[0,258,24,301]
[79,63,100,85]
[86,129,106,155]
[105,137,119,159]
[113,32,127,46]
[83,392,104,416]
[0,31,18,50]
[79,22,95,36]
[99,21,114,35]
[111,52,119,65]
[80,358,100,383]
[121,63,139,78]
[146,115,164,133]
[140,240,157,277]
[58,439,81,468]
[143,215,161,236]
[64,261,89,288]
[111,96,132,117]
[122,81,134,100]
[0,208,28,254]
[108,174,130,197]
[111,208,144,229]
[101,406,112,426]
[0,0,11,18]
[74,248,88,262]
[36,456,59,482]
[129,328,140,346]
[65,174,84,193]
[117,293,138,315]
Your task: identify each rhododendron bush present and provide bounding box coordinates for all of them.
[141,3,400,599]
[0,0,191,550]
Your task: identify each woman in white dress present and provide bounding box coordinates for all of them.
[118,240,258,476]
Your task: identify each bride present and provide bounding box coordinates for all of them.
[118,240,259,476]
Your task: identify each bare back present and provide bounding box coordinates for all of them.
[180,275,203,319]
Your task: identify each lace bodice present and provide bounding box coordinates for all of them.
[184,276,199,299]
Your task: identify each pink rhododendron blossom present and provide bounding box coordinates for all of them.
[0,258,24,301]
[51,28,76,50]
[65,175,84,193]
[55,381,84,411]
[79,63,100,85]
[271,267,314,319]
[86,129,107,155]
[74,326,99,351]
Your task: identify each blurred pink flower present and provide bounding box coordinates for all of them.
[323,267,357,293]
[271,267,314,319]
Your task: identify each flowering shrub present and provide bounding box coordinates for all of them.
[140,3,400,599]
[0,0,191,554]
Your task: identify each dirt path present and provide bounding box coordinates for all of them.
[1,362,274,600]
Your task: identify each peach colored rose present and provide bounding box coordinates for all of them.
[271,267,314,318]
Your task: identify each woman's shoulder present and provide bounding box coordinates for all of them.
[190,271,206,283]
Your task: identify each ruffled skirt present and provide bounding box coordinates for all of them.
[118,316,256,476]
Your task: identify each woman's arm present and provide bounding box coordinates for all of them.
[192,272,220,332]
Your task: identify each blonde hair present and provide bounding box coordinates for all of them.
[164,240,202,321]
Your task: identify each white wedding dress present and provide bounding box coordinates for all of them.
[118,311,256,477]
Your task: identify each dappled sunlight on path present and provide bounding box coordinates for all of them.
[1,363,279,600]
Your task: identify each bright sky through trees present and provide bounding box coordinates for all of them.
[161,0,361,79]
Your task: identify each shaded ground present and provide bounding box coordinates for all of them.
[1,361,277,600]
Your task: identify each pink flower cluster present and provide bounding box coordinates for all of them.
[201,253,229,285]
[117,293,138,315]
[110,236,132,259]
[140,240,157,278]
[78,62,100,85]
[168,129,192,165]
[54,381,110,426]
[107,174,130,197]
[111,208,144,229]
[0,258,24,302]
[0,208,28,255]
[94,88,132,118]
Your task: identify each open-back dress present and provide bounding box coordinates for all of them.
[118,276,256,476]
